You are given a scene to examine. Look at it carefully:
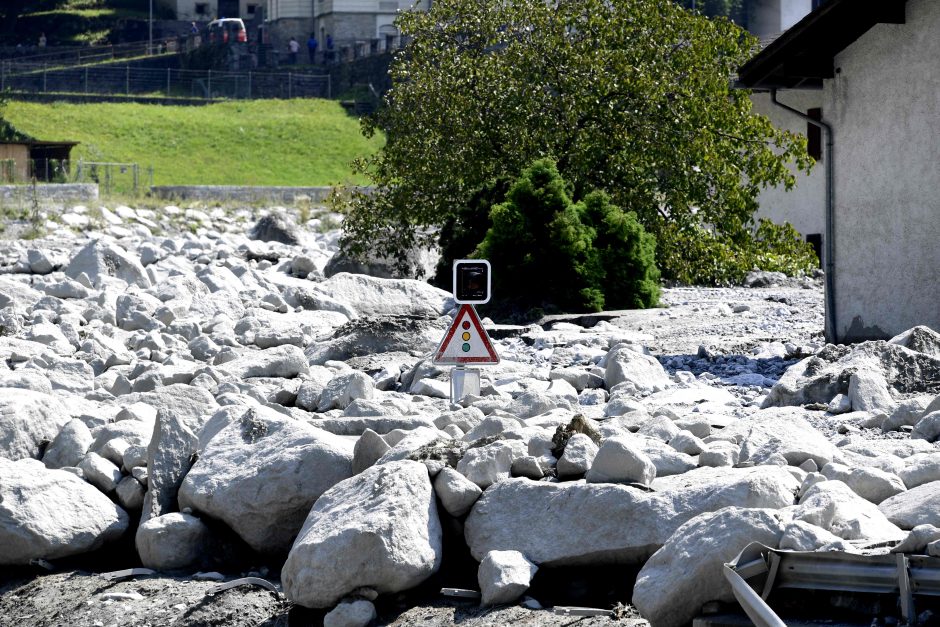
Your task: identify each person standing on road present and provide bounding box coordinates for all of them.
[288,37,300,64]
[307,33,318,64]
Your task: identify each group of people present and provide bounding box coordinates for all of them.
[286,33,333,65]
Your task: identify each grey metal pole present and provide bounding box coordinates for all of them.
[126,65,130,95]
[167,67,171,96]
[84,67,88,93]
[149,0,153,56]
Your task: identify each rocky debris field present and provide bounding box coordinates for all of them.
[2,204,940,626]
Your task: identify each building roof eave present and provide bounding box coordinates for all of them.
[737,0,908,90]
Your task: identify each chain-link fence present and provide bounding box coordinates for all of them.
[0,64,331,100]
[0,159,149,196]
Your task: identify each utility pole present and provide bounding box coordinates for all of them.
[149,0,153,55]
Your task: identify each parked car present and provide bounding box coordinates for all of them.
[207,18,247,44]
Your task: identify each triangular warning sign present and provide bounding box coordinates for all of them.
[432,304,500,365]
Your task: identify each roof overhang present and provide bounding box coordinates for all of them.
[0,140,79,150]
[737,0,908,90]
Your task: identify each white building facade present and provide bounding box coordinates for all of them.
[740,0,934,342]
[262,0,429,53]
[158,0,263,22]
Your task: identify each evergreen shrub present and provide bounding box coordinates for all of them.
[475,158,660,313]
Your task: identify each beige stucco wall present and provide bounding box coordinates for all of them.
[0,145,30,182]
[750,90,826,252]
[823,0,940,341]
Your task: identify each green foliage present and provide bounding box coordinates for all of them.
[658,218,818,286]
[676,0,745,22]
[475,159,660,312]
[3,100,384,194]
[337,0,813,281]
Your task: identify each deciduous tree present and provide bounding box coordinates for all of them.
[337,0,813,283]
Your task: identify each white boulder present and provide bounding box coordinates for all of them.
[465,466,798,566]
[179,407,353,554]
[136,512,211,571]
[478,550,538,606]
[282,460,442,608]
[0,458,128,564]
[633,507,787,627]
[585,435,656,486]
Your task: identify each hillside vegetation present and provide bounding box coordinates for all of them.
[2,0,164,45]
[4,99,384,189]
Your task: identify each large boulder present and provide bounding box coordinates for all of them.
[306,315,446,364]
[215,344,310,380]
[307,273,453,318]
[120,385,219,434]
[585,435,656,486]
[879,481,940,530]
[42,418,93,469]
[795,480,904,542]
[820,462,906,504]
[64,239,151,288]
[604,344,671,393]
[763,340,940,408]
[282,460,442,608]
[465,466,798,566]
[249,212,300,245]
[633,507,787,627]
[143,408,199,519]
[0,388,71,461]
[178,407,353,554]
[478,550,538,606]
[0,458,128,564]
[136,512,211,571]
[708,408,841,468]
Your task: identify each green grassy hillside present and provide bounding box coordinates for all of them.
[3,99,382,189]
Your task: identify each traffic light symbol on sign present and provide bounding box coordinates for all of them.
[461,321,471,352]
[432,304,500,365]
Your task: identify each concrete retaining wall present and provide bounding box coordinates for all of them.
[0,184,99,206]
[151,185,336,203]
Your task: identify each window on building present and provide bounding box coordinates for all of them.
[806,233,823,266]
[246,4,258,15]
[807,108,822,161]
[195,3,208,15]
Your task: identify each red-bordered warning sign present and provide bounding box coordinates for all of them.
[432,304,500,365]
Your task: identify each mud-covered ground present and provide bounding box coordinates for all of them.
[0,281,824,627]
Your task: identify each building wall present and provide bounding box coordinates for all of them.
[170,0,218,21]
[747,0,812,39]
[313,0,428,40]
[824,0,940,341]
[750,90,826,252]
[0,145,30,182]
[266,17,316,50]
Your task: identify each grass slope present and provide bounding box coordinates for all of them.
[3,99,382,189]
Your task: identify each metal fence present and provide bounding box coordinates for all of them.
[0,41,158,76]
[0,64,332,100]
[0,159,149,196]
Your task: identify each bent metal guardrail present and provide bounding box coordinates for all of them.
[725,541,940,625]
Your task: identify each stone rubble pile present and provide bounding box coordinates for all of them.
[1,204,939,626]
